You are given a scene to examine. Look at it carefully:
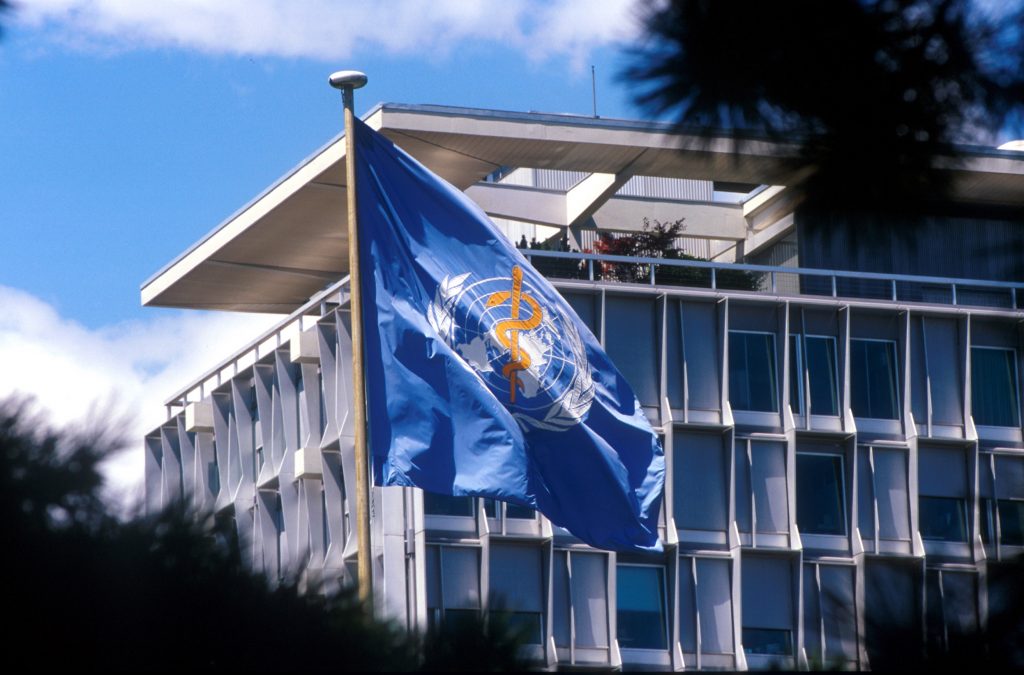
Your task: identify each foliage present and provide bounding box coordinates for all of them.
[0,398,528,671]
[592,218,760,290]
[627,0,1024,210]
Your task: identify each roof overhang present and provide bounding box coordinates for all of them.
[141,103,1024,312]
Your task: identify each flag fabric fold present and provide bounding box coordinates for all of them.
[353,118,664,552]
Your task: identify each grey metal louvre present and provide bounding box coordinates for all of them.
[874,448,912,540]
[742,556,793,630]
[697,558,735,654]
[489,544,543,612]
[675,431,729,531]
[752,441,789,534]
[571,553,609,648]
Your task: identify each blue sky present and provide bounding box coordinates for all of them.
[0,0,648,497]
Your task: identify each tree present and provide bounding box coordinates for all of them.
[0,398,527,671]
[627,0,1024,211]
[593,218,760,290]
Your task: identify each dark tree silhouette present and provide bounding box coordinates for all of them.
[627,0,1024,211]
[0,398,527,671]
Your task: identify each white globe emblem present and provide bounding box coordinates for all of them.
[428,266,594,431]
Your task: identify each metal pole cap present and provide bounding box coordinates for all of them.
[329,70,368,90]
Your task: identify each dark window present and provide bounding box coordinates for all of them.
[983,498,1024,546]
[426,546,481,634]
[483,499,536,519]
[743,628,792,656]
[616,565,668,650]
[919,496,968,542]
[850,339,899,419]
[729,332,778,412]
[506,503,536,519]
[971,347,1021,427]
[424,492,475,517]
[796,454,847,535]
[998,500,1024,545]
[489,545,544,644]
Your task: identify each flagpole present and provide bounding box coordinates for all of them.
[329,69,372,609]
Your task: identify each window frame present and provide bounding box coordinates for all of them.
[849,337,901,421]
[729,329,780,413]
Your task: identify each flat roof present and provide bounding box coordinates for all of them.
[141,103,1024,313]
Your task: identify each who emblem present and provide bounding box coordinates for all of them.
[428,265,595,431]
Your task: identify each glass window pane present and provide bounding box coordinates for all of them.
[850,339,899,419]
[441,547,481,610]
[998,499,1024,545]
[506,503,536,519]
[674,431,728,531]
[752,441,788,533]
[616,565,668,650]
[806,336,839,415]
[490,545,543,612]
[571,553,609,648]
[552,552,570,647]
[796,454,846,535]
[424,492,475,517]
[697,559,734,654]
[874,448,911,540]
[492,611,543,644]
[729,332,779,412]
[919,496,968,542]
[743,628,792,656]
[971,348,1021,427]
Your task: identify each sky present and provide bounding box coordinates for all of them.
[0,0,652,504]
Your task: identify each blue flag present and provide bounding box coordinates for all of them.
[354,118,664,552]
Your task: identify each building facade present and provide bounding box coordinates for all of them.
[144,104,1024,670]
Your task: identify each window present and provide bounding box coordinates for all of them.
[803,564,857,665]
[926,570,978,653]
[553,552,609,649]
[971,347,1021,427]
[790,335,839,416]
[426,546,481,633]
[743,628,792,656]
[483,499,536,519]
[616,564,668,650]
[918,447,969,543]
[674,431,729,532]
[858,446,912,542]
[729,331,778,412]
[796,454,847,535]
[489,545,544,644]
[850,339,899,419]
[919,496,968,542]
[980,454,1024,548]
[424,492,475,517]
[741,556,794,656]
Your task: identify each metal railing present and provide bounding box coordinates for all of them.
[163,251,1023,415]
[523,249,1023,309]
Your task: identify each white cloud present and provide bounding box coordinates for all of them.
[14,0,641,64]
[0,284,280,509]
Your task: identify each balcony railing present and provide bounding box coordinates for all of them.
[162,252,1023,415]
[524,249,1023,309]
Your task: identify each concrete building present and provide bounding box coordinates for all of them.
[144,104,1024,670]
